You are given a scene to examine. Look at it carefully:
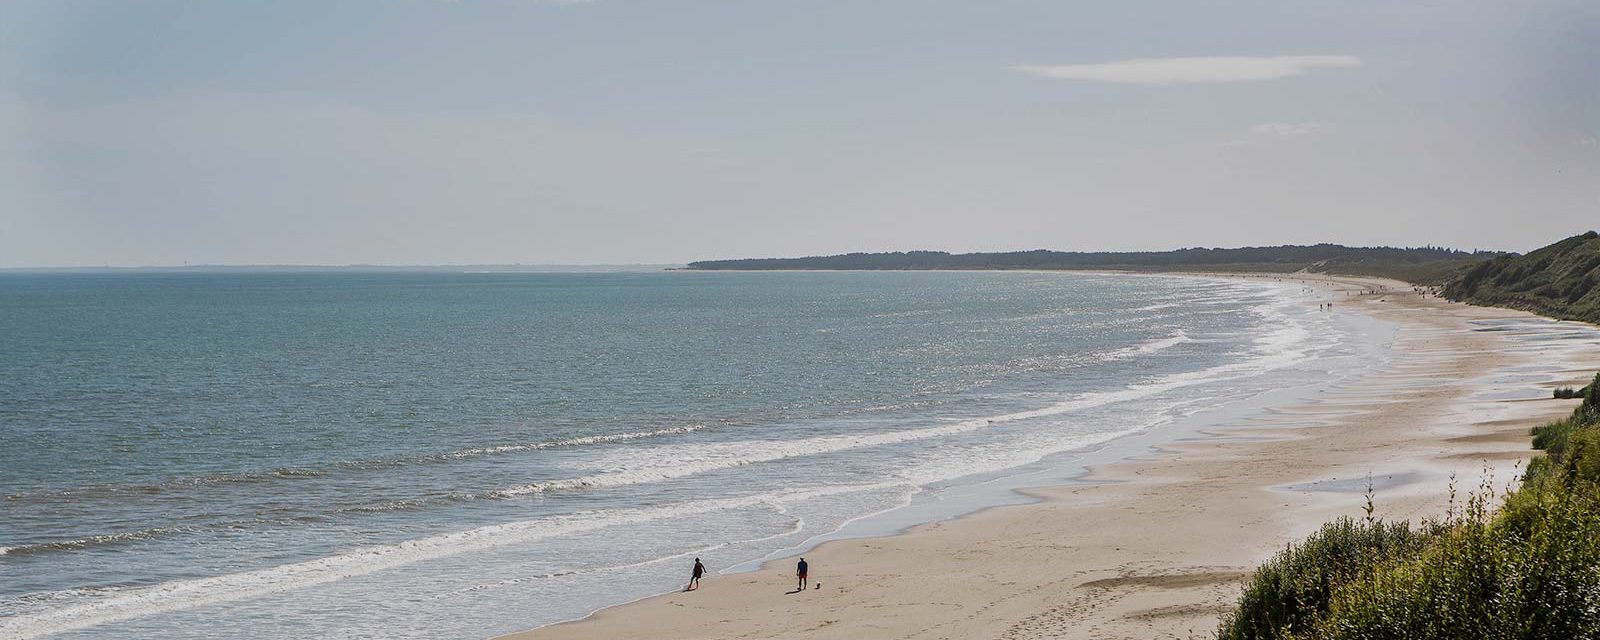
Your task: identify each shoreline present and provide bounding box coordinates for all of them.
[499,274,1600,640]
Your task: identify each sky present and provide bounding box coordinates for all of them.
[2,0,1597,267]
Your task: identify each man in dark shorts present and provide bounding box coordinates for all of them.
[688,558,705,590]
[796,557,809,591]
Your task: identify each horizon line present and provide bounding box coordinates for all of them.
[0,263,687,273]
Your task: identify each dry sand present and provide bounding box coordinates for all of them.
[501,275,1600,640]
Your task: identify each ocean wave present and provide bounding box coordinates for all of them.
[2,496,498,560]
[0,527,193,558]
[1098,330,1192,361]
[0,426,712,555]
[491,425,980,497]
[432,425,706,460]
[491,312,1318,500]
[1130,302,1179,312]
[2,425,708,505]
[2,469,327,505]
[0,483,899,640]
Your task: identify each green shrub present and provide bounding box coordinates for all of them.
[1520,454,1555,486]
[1582,373,1600,422]
[1561,428,1600,486]
[1219,370,1600,639]
[1531,420,1576,458]
[1535,375,1600,462]
[1312,483,1600,640]
[1216,518,1436,640]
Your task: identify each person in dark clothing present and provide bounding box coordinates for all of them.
[796,557,809,591]
[687,558,705,591]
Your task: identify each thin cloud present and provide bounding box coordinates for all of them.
[1252,122,1334,136]
[1014,55,1360,85]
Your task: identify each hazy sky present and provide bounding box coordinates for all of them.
[3,1,1596,266]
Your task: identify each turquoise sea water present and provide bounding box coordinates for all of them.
[0,270,1348,639]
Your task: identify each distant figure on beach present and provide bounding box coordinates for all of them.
[796,557,809,590]
[687,558,705,591]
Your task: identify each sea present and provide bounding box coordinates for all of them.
[0,270,1381,639]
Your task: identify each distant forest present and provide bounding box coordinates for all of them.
[1443,231,1600,324]
[688,244,1501,285]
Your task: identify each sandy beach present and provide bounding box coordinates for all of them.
[501,275,1600,640]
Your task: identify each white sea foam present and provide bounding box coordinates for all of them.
[1131,302,1179,312]
[897,426,1142,488]
[489,420,1004,497]
[495,297,1320,500]
[494,388,1183,498]
[439,424,706,459]
[0,483,898,640]
[1099,330,1192,361]
[892,291,1331,487]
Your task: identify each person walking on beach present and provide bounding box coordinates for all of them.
[796,557,809,591]
[687,558,705,591]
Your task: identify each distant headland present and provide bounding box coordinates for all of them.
[690,232,1600,324]
[686,244,1502,285]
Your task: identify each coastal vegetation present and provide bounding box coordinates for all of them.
[1442,231,1600,324]
[687,245,1496,285]
[688,231,1600,302]
[1217,372,1600,640]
